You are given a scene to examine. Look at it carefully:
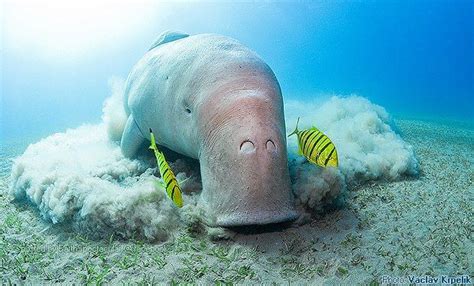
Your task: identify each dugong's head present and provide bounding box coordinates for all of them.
[195,68,297,226]
[121,33,298,226]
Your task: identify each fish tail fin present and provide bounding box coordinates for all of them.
[174,188,183,208]
[288,117,300,137]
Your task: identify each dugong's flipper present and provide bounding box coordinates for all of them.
[121,115,145,158]
[149,31,189,51]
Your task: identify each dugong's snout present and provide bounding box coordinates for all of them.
[198,95,298,226]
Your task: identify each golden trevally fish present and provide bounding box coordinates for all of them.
[149,128,183,208]
[288,117,338,168]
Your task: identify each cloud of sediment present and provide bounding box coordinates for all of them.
[9,86,418,239]
[102,77,127,142]
[285,95,418,213]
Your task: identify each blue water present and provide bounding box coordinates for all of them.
[1,1,473,142]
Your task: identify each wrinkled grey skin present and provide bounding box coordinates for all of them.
[121,32,297,226]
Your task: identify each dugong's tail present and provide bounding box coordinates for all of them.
[102,77,128,142]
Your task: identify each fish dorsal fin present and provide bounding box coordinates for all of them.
[149,31,189,51]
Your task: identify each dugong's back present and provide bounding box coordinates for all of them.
[122,33,280,159]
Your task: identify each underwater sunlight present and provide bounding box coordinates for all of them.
[1,1,472,284]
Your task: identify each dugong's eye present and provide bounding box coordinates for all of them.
[185,107,192,114]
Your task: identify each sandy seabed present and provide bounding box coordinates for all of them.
[1,114,472,284]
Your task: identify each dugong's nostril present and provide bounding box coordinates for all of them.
[266,139,276,152]
[240,140,255,153]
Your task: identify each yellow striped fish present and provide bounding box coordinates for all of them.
[149,128,183,208]
[288,117,338,168]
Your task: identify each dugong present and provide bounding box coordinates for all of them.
[121,31,297,226]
